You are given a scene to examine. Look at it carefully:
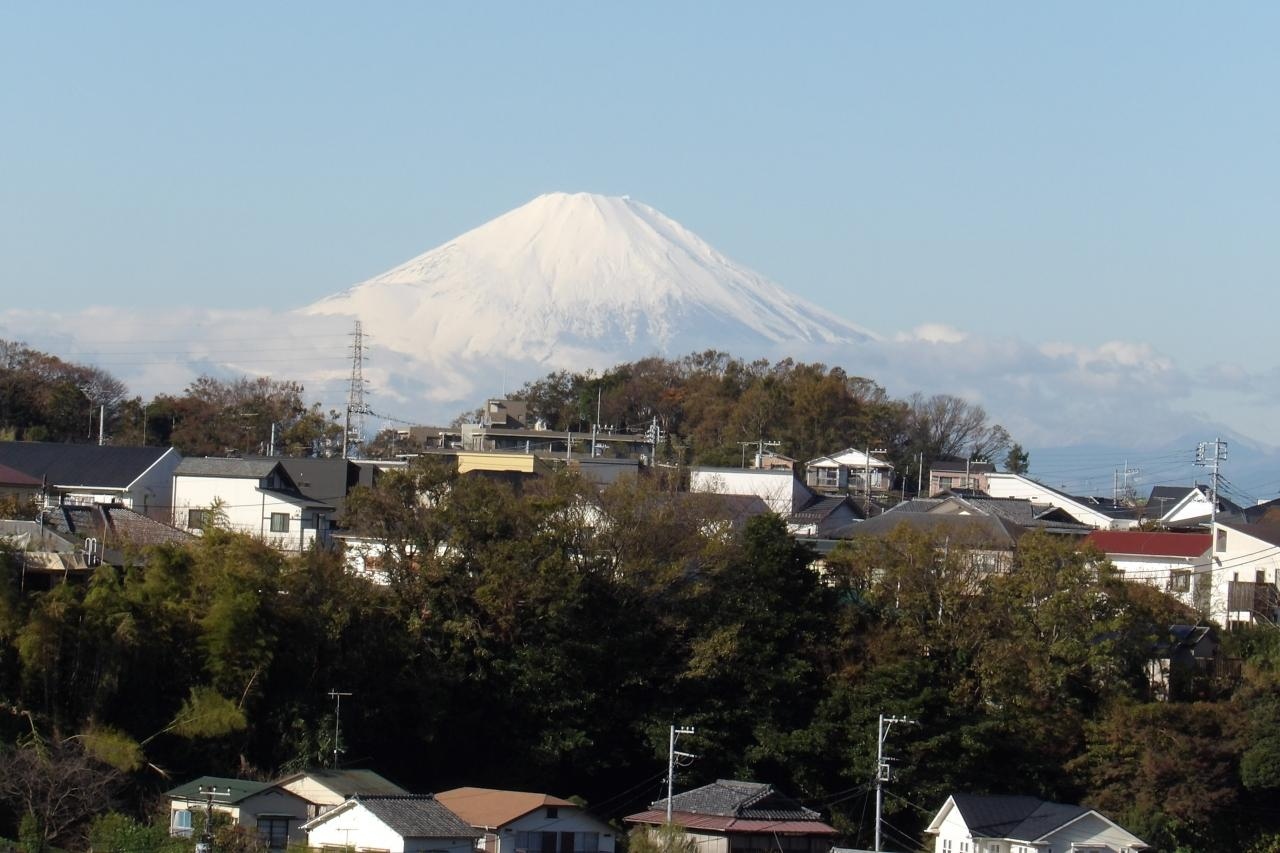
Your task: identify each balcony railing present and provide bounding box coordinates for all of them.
[1227,581,1280,616]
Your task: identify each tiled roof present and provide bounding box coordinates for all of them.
[1083,530,1211,558]
[435,788,577,828]
[166,776,277,804]
[52,505,194,547]
[0,442,174,489]
[829,512,1024,547]
[650,780,823,822]
[790,496,859,524]
[949,794,1088,841]
[625,810,837,836]
[356,795,482,839]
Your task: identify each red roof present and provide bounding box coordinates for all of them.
[0,463,41,487]
[1083,530,1211,558]
[625,810,837,836]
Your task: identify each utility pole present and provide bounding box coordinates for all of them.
[666,724,696,824]
[865,448,887,514]
[1113,462,1139,504]
[739,438,781,469]
[874,714,916,853]
[329,690,352,769]
[1196,438,1228,527]
[196,785,230,853]
[917,452,924,497]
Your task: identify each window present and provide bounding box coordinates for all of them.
[270,512,290,533]
[1170,569,1191,592]
[939,477,954,492]
[546,806,559,819]
[187,509,207,529]
[173,810,194,837]
[1217,529,1227,552]
[256,816,291,850]
[1257,570,1267,585]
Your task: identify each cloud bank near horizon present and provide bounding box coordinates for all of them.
[0,306,1267,452]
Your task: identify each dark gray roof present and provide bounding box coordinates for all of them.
[654,780,822,822]
[357,795,482,838]
[828,512,1025,547]
[790,495,862,524]
[275,458,371,518]
[0,442,174,489]
[176,457,283,478]
[931,460,996,474]
[950,794,1088,841]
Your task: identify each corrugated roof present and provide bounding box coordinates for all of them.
[356,795,482,839]
[435,787,577,828]
[0,442,173,489]
[1083,530,1211,558]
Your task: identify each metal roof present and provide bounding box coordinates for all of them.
[0,442,175,489]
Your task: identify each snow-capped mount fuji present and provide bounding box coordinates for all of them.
[303,193,874,374]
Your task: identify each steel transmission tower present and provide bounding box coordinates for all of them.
[343,322,371,459]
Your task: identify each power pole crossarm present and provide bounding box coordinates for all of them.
[666,725,696,824]
[874,714,917,853]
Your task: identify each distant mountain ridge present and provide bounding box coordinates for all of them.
[302,192,874,369]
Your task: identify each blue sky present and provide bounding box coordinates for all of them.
[2,3,1279,467]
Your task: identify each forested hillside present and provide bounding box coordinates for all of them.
[1,462,1278,852]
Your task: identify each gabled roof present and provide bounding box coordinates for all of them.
[274,458,372,518]
[166,776,279,804]
[50,504,194,548]
[930,460,996,474]
[274,768,408,799]
[943,794,1088,840]
[435,787,577,828]
[0,442,176,490]
[1082,530,1211,558]
[789,495,862,525]
[176,458,286,479]
[806,448,893,469]
[304,795,481,839]
[828,511,1025,548]
[1218,519,1280,549]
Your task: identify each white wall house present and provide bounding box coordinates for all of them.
[435,788,616,853]
[303,795,482,853]
[805,448,894,493]
[925,794,1149,853]
[276,769,409,819]
[690,468,813,516]
[0,442,182,520]
[984,473,1137,530]
[172,458,334,552]
[166,776,311,850]
[1082,530,1213,612]
[1209,521,1280,629]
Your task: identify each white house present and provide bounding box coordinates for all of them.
[166,775,311,850]
[1081,530,1212,612]
[0,441,181,520]
[805,448,894,493]
[276,768,409,819]
[689,467,813,516]
[302,794,482,853]
[435,787,616,853]
[925,794,1149,853]
[983,473,1137,531]
[172,458,335,551]
[1208,520,1280,630]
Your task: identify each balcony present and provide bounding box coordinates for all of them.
[1226,581,1280,619]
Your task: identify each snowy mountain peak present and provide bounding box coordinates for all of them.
[302,192,874,370]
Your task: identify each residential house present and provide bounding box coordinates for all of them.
[626,779,837,853]
[1082,530,1212,612]
[1209,520,1280,629]
[824,511,1025,578]
[172,458,336,551]
[0,441,181,519]
[0,462,41,505]
[690,468,814,516]
[806,448,894,494]
[908,494,1092,536]
[1144,484,1241,528]
[276,768,409,819]
[924,793,1149,852]
[983,473,1138,530]
[435,787,616,853]
[752,451,796,472]
[301,794,482,853]
[928,460,995,496]
[787,495,864,537]
[166,775,311,850]
[1148,624,1221,701]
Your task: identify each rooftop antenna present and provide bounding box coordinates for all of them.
[328,690,352,769]
[343,322,371,459]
